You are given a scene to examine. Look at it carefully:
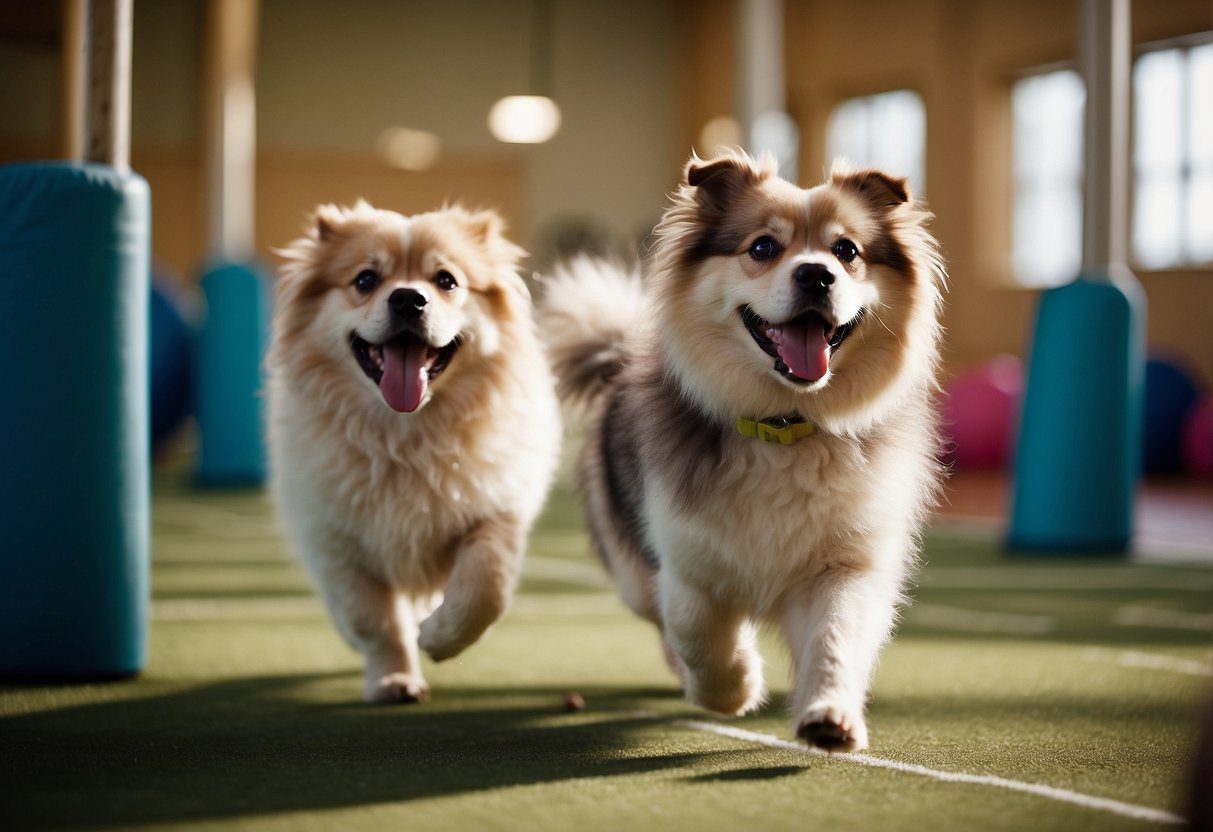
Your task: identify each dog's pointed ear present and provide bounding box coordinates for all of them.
[829,162,911,209]
[462,208,527,265]
[462,208,505,245]
[314,204,346,242]
[686,154,763,212]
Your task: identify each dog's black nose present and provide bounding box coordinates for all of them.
[388,288,427,316]
[793,263,835,294]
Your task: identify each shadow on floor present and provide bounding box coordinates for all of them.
[0,673,731,829]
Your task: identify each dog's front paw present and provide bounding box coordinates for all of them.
[365,673,430,705]
[686,657,765,716]
[418,614,471,663]
[795,700,868,752]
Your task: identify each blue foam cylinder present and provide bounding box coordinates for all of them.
[1007,268,1146,554]
[150,282,195,448]
[0,162,150,677]
[194,261,269,486]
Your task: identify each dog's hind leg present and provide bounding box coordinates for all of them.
[781,562,902,752]
[313,557,428,705]
[658,569,765,716]
[418,515,524,662]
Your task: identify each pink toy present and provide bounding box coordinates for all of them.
[1183,396,1213,480]
[942,355,1024,469]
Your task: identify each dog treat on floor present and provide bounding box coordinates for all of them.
[540,149,947,752]
[268,202,561,705]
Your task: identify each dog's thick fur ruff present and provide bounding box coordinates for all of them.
[269,202,560,704]
[541,151,945,750]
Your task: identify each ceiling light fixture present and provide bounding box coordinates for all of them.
[488,0,561,144]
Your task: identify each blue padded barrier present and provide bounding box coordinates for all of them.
[0,162,150,677]
[1007,269,1146,555]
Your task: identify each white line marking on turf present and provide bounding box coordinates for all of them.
[1082,648,1213,677]
[1114,606,1213,631]
[523,555,612,588]
[668,718,1184,826]
[919,567,1213,592]
[910,604,1056,635]
[152,597,324,621]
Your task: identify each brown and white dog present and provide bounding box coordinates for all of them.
[541,150,945,750]
[268,202,560,704]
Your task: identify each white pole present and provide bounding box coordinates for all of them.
[1081,0,1131,275]
[83,0,132,170]
[204,0,259,263]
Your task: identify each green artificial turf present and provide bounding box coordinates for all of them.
[2,471,1211,831]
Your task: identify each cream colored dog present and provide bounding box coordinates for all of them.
[541,150,945,750]
[268,202,560,704]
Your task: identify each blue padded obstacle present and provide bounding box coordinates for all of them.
[0,162,150,677]
[150,280,196,449]
[1008,270,1146,554]
[194,261,270,486]
[1141,356,1201,476]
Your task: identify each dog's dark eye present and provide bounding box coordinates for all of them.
[352,269,381,294]
[832,239,859,263]
[748,235,781,261]
[434,270,457,292]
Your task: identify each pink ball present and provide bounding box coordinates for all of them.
[942,355,1024,469]
[1183,397,1213,480]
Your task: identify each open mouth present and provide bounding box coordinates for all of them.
[740,305,864,384]
[350,331,461,413]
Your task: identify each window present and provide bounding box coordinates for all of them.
[1132,41,1213,269]
[826,90,926,196]
[1011,69,1086,288]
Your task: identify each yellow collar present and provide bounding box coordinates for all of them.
[736,415,815,445]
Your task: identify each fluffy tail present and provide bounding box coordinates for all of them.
[538,255,645,408]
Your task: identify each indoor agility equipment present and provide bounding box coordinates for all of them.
[1008,0,1145,554]
[194,262,270,485]
[1141,356,1201,475]
[0,0,149,677]
[941,356,1023,470]
[193,0,268,487]
[150,279,196,449]
[1183,396,1213,480]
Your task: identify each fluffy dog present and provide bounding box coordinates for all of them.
[541,151,945,750]
[269,202,560,704]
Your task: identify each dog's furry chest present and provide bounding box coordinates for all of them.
[654,435,870,569]
[272,385,557,590]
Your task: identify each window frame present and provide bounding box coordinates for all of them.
[1130,31,1213,273]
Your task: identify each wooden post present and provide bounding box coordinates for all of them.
[734,0,797,180]
[84,0,132,170]
[203,0,259,263]
[60,0,87,160]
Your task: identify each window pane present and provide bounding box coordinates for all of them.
[1188,44,1213,171]
[1011,69,1084,286]
[1186,172,1213,264]
[1133,173,1184,269]
[1013,70,1085,181]
[868,90,926,194]
[1014,185,1083,287]
[826,99,870,168]
[1134,49,1184,176]
[826,90,925,195]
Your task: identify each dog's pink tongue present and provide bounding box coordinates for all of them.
[380,340,428,413]
[776,319,830,382]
